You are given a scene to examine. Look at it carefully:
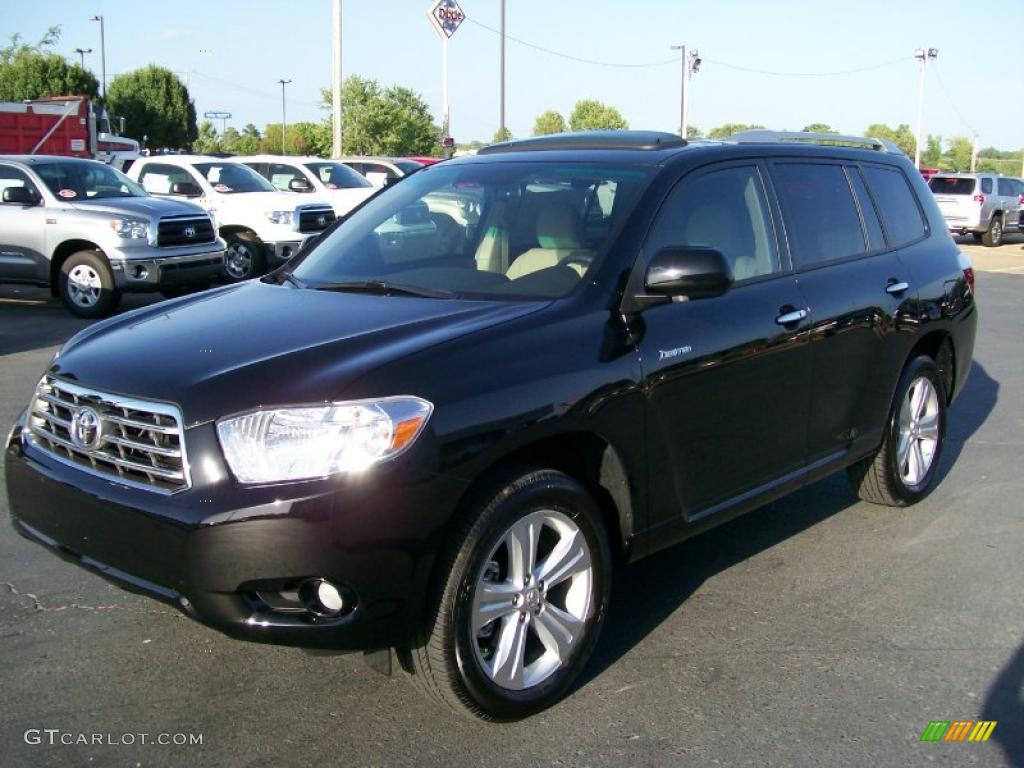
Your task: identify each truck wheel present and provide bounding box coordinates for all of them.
[846,356,947,506]
[402,468,611,721]
[223,233,266,282]
[58,250,121,318]
[981,216,1003,247]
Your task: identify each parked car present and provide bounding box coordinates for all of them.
[237,155,376,217]
[0,155,224,316]
[927,171,1022,246]
[126,155,336,281]
[6,130,977,720]
[407,156,442,167]
[340,156,424,187]
[1004,176,1024,230]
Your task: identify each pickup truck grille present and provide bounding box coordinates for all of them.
[26,377,189,494]
[157,216,216,247]
[297,207,336,233]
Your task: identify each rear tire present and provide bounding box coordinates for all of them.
[58,250,120,318]
[402,468,611,721]
[846,356,947,506]
[981,216,1003,247]
[223,232,265,282]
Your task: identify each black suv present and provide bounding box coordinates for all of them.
[5,130,977,720]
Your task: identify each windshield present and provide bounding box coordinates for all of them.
[304,162,373,190]
[35,161,147,200]
[394,160,424,174]
[289,161,654,300]
[928,177,976,195]
[193,162,276,193]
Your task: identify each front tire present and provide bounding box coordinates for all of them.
[981,215,1003,247]
[223,232,266,282]
[403,468,611,720]
[58,250,120,318]
[847,356,947,506]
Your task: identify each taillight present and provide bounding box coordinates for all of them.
[963,266,975,293]
[1019,194,1024,205]
[973,194,985,203]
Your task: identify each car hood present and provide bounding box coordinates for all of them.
[321,187,376,215]
[218,190,331,211]
[69,196,208,218]
[52,281,546,426]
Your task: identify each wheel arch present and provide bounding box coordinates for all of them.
[219,225,262,241]
[907,330,956,403]
[49,239,104,297]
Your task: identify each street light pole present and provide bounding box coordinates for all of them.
[278,79,292,155]
[88,15,106,101]
[670,45,685,138]
[499,0,506,140]
[74,47,92,68]
[331,0,343,158]
[913,47,937,169]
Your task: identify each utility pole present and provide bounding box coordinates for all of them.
[913,47,938,169]
[331,0,343,158]
[670,45,701,139]
[970,132,979,172]
[74,48,92,68]
[88,16,106,101]
[278,79,292,155]
[499,0,506,140]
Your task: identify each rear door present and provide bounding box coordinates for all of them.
[928,175,976,230]
[768,160,914,465]
[637,161,813,527]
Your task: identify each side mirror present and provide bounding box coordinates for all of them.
[288,178,313,193]
[645,247,733,300]
[170,180,202,196]
[2,187,38,205]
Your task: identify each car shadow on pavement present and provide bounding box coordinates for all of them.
[982,642,1024,767]
[578,359,1000,693]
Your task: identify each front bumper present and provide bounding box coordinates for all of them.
[5,411,467,650]
[264,239,304,267]
[111,250,226,290]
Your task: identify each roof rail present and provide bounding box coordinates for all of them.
[477,130,686,155]
[728,129,905,155]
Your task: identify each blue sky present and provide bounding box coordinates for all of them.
[3,0,1021,150]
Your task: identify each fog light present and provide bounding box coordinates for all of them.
[299,578,345,617]
[132,264,149,280]
[280,245,292,259]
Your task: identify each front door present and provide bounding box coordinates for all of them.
[636,162,812,528]
[0,164,48,282]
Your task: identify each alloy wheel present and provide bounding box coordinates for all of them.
[67,264,102,307]
[225,242,253,280]
[896,376,940,487]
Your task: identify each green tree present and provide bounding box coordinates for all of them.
[259,122,329,156]
[706,123,764,139]
[568,99,628,131]
[493,126,512,143]
[943,136,973,171]
[533,110,566,136]
[0,26,99,101]
[801,123,837,134]
[320,76,438,155]
[220,126,241,152]
[232,123,261,155]
[863,123,916,158]
[685,125,701,139]
[921,135,943,167]
[192,120,220,154]
[106,66,197,149]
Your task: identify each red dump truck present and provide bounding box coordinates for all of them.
[0,95,140,171]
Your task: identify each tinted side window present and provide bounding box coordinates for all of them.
[0,165,40,201]
[646,165,779,281]
[268,163,303,191]
[862,165,927,247]
[997,178,1012,196]
[846,169,885,251]
[772,163,865,267]
[138,163,197,195]
[981,177,993,194]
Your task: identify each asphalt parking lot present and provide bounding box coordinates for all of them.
[0,237,1022,767]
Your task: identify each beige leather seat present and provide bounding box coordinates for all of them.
[506,202,592,279]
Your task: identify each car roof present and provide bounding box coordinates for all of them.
[0,154,111,166]
[235,155,333,163]
[136,154,244,165]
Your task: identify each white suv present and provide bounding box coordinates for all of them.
[127,156,336,280]
[238,155,376,218]
[928,172,1022,246]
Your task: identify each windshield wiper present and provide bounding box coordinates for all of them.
[306,280,455,299]
[276,272,304,288]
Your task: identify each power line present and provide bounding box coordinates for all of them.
[464,16,677,68]
[703,56,910,77]
[930,65,976,136]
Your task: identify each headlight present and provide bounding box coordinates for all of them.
[216,396,433,484]
[264,210,293,225]
[109,218,149,239]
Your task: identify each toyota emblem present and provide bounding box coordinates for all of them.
[70,406,103,450]
[184,225,196,238]
[317,215,326,227]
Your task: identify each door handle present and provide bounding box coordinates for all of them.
[775,308,809,325]
[885,281,910,295]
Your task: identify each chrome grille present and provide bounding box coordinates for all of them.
[297,206,336,233]
[27,377,190,493]
[157,216,216,247]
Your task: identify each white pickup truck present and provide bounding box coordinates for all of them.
[127,155,336,281]
[237,155,376,218]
